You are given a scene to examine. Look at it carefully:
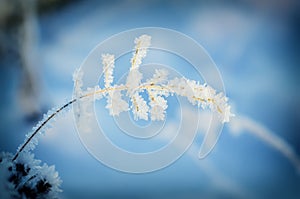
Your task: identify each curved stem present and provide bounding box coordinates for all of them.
[12,82,215,161]
[12,86,125,161]
[11,84,155,161]
[12,99,76,161]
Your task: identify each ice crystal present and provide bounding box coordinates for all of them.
[0,152,61,199]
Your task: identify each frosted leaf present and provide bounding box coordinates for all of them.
[168,77,194,99]
[186,80,207,106]
[213,92,234,123]
[151,95,167,110]
[131,93,149,120]
[134,35,151,49]
[73,68,84,97]
[147,69,168,84]
[131,35,151,70]
[106,90,129,116]
[126,69,143,95]
[149,95,168,121]
[150,106,165,121]
[102,54,115,88]
[93,85,103,100]
[203,85,217,102]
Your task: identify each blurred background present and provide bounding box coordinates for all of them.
[0,0,299,198]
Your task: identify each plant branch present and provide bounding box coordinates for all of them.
[12,99,76,161]
[12,81,225,161]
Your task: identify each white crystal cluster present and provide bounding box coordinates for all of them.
[73,34,234,123]
[0,152,61,199]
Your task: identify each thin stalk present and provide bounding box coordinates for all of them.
[12,99,76,161]
[11,86,124,161]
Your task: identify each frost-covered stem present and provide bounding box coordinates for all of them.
[130,35,151,70]
[13,34,233,161]
[12,86,125,161]
[131,45,140,70]
[12,86,126,161]
[12,99,76,161]
[13,79,230,162]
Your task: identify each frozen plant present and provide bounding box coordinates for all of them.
[0,152,61,199]
[0,34,233,198]
[73,34,233,124]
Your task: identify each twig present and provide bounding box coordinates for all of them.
[12,99,76,161]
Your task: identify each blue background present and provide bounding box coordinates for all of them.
[0,0,299,198]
